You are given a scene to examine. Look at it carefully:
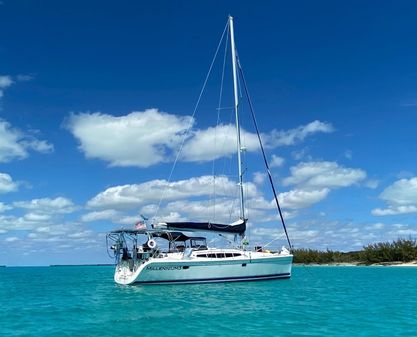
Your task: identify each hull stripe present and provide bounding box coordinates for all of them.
[133,272,291,285]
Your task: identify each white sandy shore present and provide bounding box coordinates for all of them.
[383,261,417,267]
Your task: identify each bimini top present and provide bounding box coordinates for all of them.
[153,231,190,242]
[153,219,246,235]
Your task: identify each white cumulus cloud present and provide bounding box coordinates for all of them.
[0,75,13,88]
[372,205,417,216]
[265,120,334,147]
[0,74,34,99]
[5,236,19,242]
[66,109,334,166]
[81,209,120,222]
[0,173,18,193]
[65,109,193,168]
[253,172,267,185]
[273,161,367,211]
[13,197,77,214]
[87,175,258,210]
[278,188,330,210]
[0,119,54,162]
[0,75,13,98]
[379,178,417,205]
[372,178,417,216]
[283,161,366,189]
[181,124,260,162]
[270,154,285,168]
[0,202,12,212]
[182,120,334,163]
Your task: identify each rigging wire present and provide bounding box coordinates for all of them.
[262,233,285,249]
[237,72,247,214]
[211,22,230,223]
[215,104,236,221]
[153,20,230,221]
[236,55,293,250]
[236,65,251,241]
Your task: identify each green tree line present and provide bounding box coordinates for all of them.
[292,238,417,264]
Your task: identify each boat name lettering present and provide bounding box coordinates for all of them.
[146,266,182,271]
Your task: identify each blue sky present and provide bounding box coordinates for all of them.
[1,1,416,265]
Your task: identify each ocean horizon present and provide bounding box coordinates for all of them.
[1,265,416,336]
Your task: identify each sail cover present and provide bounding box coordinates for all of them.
[154,219,246,234]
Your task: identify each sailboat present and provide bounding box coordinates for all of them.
[106,16,293,285]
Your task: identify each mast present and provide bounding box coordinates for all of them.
[229,15,245,220]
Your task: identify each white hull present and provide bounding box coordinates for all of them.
[114,250,293,285]
[107,17,294,286]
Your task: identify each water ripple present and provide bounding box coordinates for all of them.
[1,266,416,336]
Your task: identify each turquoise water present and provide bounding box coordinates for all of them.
[1,266,416,336]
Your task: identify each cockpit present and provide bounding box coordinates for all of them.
[107,229,208,266]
